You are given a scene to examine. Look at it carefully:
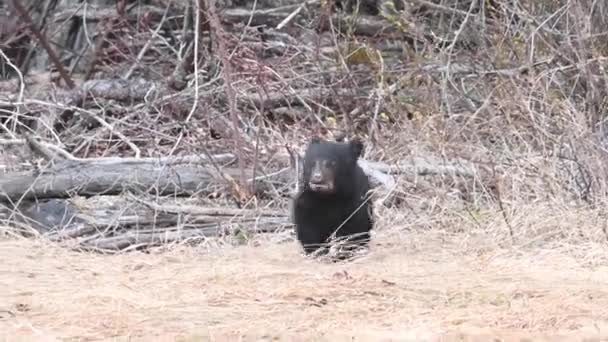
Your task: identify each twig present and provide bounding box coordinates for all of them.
[206,0,248,194]
[492,166,514,244]
[23,133,66,161]
[123,5,170,79]
[0,48,25,134]
[276,3,305,30]
[83,100,141,158]
[20,0,55,74]
[182,0,202,123]
[0,50,24,92]
[11,0,75,89]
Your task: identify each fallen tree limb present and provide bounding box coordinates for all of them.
[38,201,291,253]
[41,203,288,238]
[4,194,292,252]
[361,156,481,178]
[76,216,290,253]
[132,195,285,217]
[0,155,283,203]
[78,228,220,252]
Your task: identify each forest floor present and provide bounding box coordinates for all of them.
[3,224,608,342]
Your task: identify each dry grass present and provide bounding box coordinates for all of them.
[3,205,608,341]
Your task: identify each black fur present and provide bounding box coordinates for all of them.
[292,137,374,260]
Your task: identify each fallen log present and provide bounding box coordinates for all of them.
[39,201,291,253]
[3,193,291,252]
[0,160,214,202]
[360,156,480,178]
[78,228,220,252]
[76,217,291,253]
[132,195,287,217]
[0,154,291,203]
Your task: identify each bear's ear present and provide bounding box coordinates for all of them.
[334,132,346,142]
[348,138,364,158]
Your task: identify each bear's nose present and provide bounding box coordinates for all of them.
[310,171,323,183]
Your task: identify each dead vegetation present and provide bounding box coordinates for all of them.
[3,207,608,341]
[2,0,608,339]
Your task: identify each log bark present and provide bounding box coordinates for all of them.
[40,203,290,252]
[0,155,284,203]
[4,192,291,252]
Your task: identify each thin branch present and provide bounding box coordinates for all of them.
[12,0,75,89]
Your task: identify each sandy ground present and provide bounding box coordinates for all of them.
[2,230,608,342]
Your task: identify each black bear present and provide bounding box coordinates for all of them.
[292,136,374,260]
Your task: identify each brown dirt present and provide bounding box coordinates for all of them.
[2,229,608,342]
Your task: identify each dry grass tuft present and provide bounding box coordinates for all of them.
[3,205,608,341]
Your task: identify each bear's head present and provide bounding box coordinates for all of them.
[302,136,364,196]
